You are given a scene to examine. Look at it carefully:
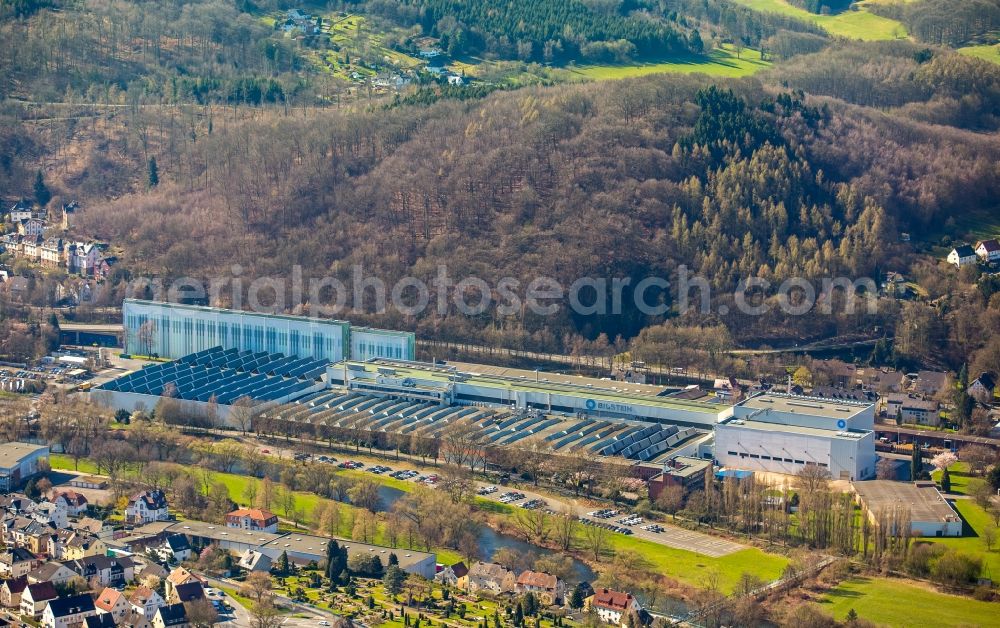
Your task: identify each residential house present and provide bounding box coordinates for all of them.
[814,359,857,388]
[53,534,98,561]
[447,74,464,86]
[23,520,57,554]
[8,200,33,223]
[225,508,278,533]
[809,386,878,403]
[0,493,38,515]
[39,238,62,268]
[0,233,22,257]
[160,534,192,562]
[237,549,272,573]
[458,562,515,594]
[19,235,42,262]
[66,242,99,275]
[135,561,169,582]
[20,581,59,618]
[126,490,169,525]
[586,589,642,627]
[515,571,565,606]
[712,377,743,403]
[947,245,977,268]
[42,593,96,628]
[164,567,205,601]
[95,256,116,280]
[913,371,950,397]
[434,561,468,586]
[18,218,44,238]
[121,609,154,628]
[129,585,166,619]
[882,271,909,298]
[27,561,77,586]
[153,603,190,628]
[169,581,206,605]
[94,587,131,623]
[72,516,112,537]
[46,529,75,559]
[33,501,68,530]
[52,490,88,517]
[857,368,906,395]
[67,555,135,588]
[2,516,36,548]
[885,394,941,426]
[6,275,29,301]
[0,575,27,608]
[976,239,1000,263]
[85,614,117,628]
[969,372,996,404]
[0,548,39,578]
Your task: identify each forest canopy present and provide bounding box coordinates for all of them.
[369,0,695,62]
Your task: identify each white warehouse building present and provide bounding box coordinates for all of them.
[714,392,877,481]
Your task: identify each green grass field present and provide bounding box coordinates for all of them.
[563,45,770,80]
[931,462,974,496]
[919,204,1000,247]
[924,499,1000,579]
[731,0,906,40]
[817,577,999,627]
[50,454,99,474]
[927,464,1000,578]
[959,44,1000,64]
[605,532,788,593]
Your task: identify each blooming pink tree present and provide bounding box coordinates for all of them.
[930,451,957,471]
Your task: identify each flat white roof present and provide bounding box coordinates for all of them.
[0,442,48,469]
[737,392,872,419]
[719,417,871,440]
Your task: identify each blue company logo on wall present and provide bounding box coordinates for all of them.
[585,398,634,414]
[837,419,847,429]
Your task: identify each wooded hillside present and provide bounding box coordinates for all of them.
[3,1,1000,377]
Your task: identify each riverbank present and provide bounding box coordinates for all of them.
[48,451,788,597]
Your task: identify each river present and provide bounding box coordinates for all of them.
[373,485,596,583]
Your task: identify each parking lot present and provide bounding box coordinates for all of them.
[283,449,745,558]
[289,451,441,486]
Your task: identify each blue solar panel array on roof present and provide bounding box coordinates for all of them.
[96,346,326,406]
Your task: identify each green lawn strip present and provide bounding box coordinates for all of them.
[959,43,1000,65]
[900,422,955,433]
[556,45,770,80]
[50,454,99,474]
[592,529,788,593]
[920,205,1000,245]
[219,585,258,611]
[729,0,905,40]
[931,462,973,496]
[816,576,998,627]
